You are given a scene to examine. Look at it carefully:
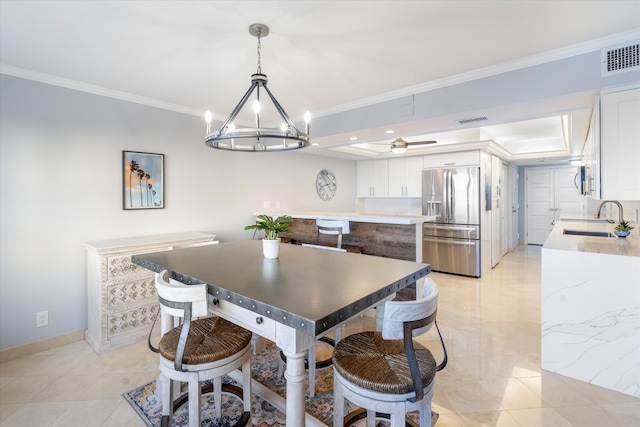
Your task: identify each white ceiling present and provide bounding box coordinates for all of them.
[1,1,639,164]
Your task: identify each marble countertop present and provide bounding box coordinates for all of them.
[543,218,640,257]
[258,211,435,225]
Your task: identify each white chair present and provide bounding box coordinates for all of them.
[332,278,447,427]
[154,270,253,427]
[277,243,347,398]
[316,218,350,249]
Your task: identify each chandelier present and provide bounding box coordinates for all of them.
[204,23,310,152]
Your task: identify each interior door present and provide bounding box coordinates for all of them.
[490,156,508,267]
[510,164,519,249]
[499,162,509,256]
[526,168,555,245]
[526,166,583,245]
[554,167,583,219]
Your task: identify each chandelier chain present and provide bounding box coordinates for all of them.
[256,31,262,74]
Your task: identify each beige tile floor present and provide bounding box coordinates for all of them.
[1,245,638,426]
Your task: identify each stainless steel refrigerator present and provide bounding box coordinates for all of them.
[422,167,481,277]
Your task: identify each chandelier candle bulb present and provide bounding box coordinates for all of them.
[205,110,212,135]
[305,111,311,135]
[281,123,288,148]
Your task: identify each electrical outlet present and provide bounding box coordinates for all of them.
[275,200,281,209]
[36,311,48,327]
[263,200,271,209]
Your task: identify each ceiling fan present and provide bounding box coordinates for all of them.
[389,137,437,154]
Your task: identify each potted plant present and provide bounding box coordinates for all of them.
[244,214,293,258]
[613,220,634,238]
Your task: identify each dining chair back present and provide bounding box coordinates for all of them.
[154,270,252,427]
[316,218,349,249]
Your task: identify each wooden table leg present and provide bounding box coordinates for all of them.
[283,349,306,426]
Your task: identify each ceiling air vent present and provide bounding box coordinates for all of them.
[457,116,488,125]
[601,41,639,76]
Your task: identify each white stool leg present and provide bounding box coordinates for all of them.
[277,358,285,379]
[161,374,173,425]
[242,357,252,413]
[333,370,344,427]
[389,405,405,427]
[213,376,222,418]
[188,376,201,427]
[366,409,376,427]
[251,333,265,354]
[420,403,433,427]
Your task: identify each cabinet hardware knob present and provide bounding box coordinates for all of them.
[256,317,263,324]
[212,298,219,306]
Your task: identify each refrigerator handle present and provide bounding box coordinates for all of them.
[445,169,451,223]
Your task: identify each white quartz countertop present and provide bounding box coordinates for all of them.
[543,218,640,257]
[257,211,435,225]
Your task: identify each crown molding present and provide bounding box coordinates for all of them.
[307,29,640,120]
[3,29,638,122]
[0,63,205,118]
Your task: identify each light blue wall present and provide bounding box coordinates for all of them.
[0,75,357,350]
[312,50,639,138]
[2,44,639,351]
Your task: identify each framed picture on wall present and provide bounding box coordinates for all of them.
[123,151,164,210]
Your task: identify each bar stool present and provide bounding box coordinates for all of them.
[332,278,447,426]
[315,219,362,253]
[153,270,253,427]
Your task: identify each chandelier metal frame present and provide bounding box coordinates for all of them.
[205,23,310,152]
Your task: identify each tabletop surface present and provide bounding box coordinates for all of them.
[132,240,431,336]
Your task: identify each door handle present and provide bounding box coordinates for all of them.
[423,237,477,246]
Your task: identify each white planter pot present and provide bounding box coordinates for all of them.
[262,238,281,259]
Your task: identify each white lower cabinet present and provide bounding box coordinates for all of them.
[84,232,217,354]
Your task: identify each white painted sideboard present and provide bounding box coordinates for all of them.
[84,232,218,354]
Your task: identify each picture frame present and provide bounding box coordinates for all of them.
[123,151,164,210]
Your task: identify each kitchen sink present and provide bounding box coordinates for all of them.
[563,229,614,237]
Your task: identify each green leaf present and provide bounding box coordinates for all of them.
[244,215,293,239]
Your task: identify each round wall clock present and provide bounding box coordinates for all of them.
[316,169,337,201]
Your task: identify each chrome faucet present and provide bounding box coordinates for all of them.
[594,200,624,223]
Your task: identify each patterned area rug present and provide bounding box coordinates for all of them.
[123,341,438,426]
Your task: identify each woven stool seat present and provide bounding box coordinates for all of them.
[333,278,446,427]
[333,331,437,395]
[159,316,252,366]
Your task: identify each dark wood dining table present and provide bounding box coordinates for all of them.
[132,239,431,426]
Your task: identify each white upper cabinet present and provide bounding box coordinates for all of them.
[388,157,423,197]
[582,97,601,199]
[357,159,389,197]
[600,84,640,200]
[423,150,480,169]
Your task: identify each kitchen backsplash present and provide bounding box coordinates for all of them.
[356,197,422,216]
[585,199,640,223]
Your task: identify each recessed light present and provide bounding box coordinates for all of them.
[349,137,358,141]
[385,130,395,134]
[311,143,319,146]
